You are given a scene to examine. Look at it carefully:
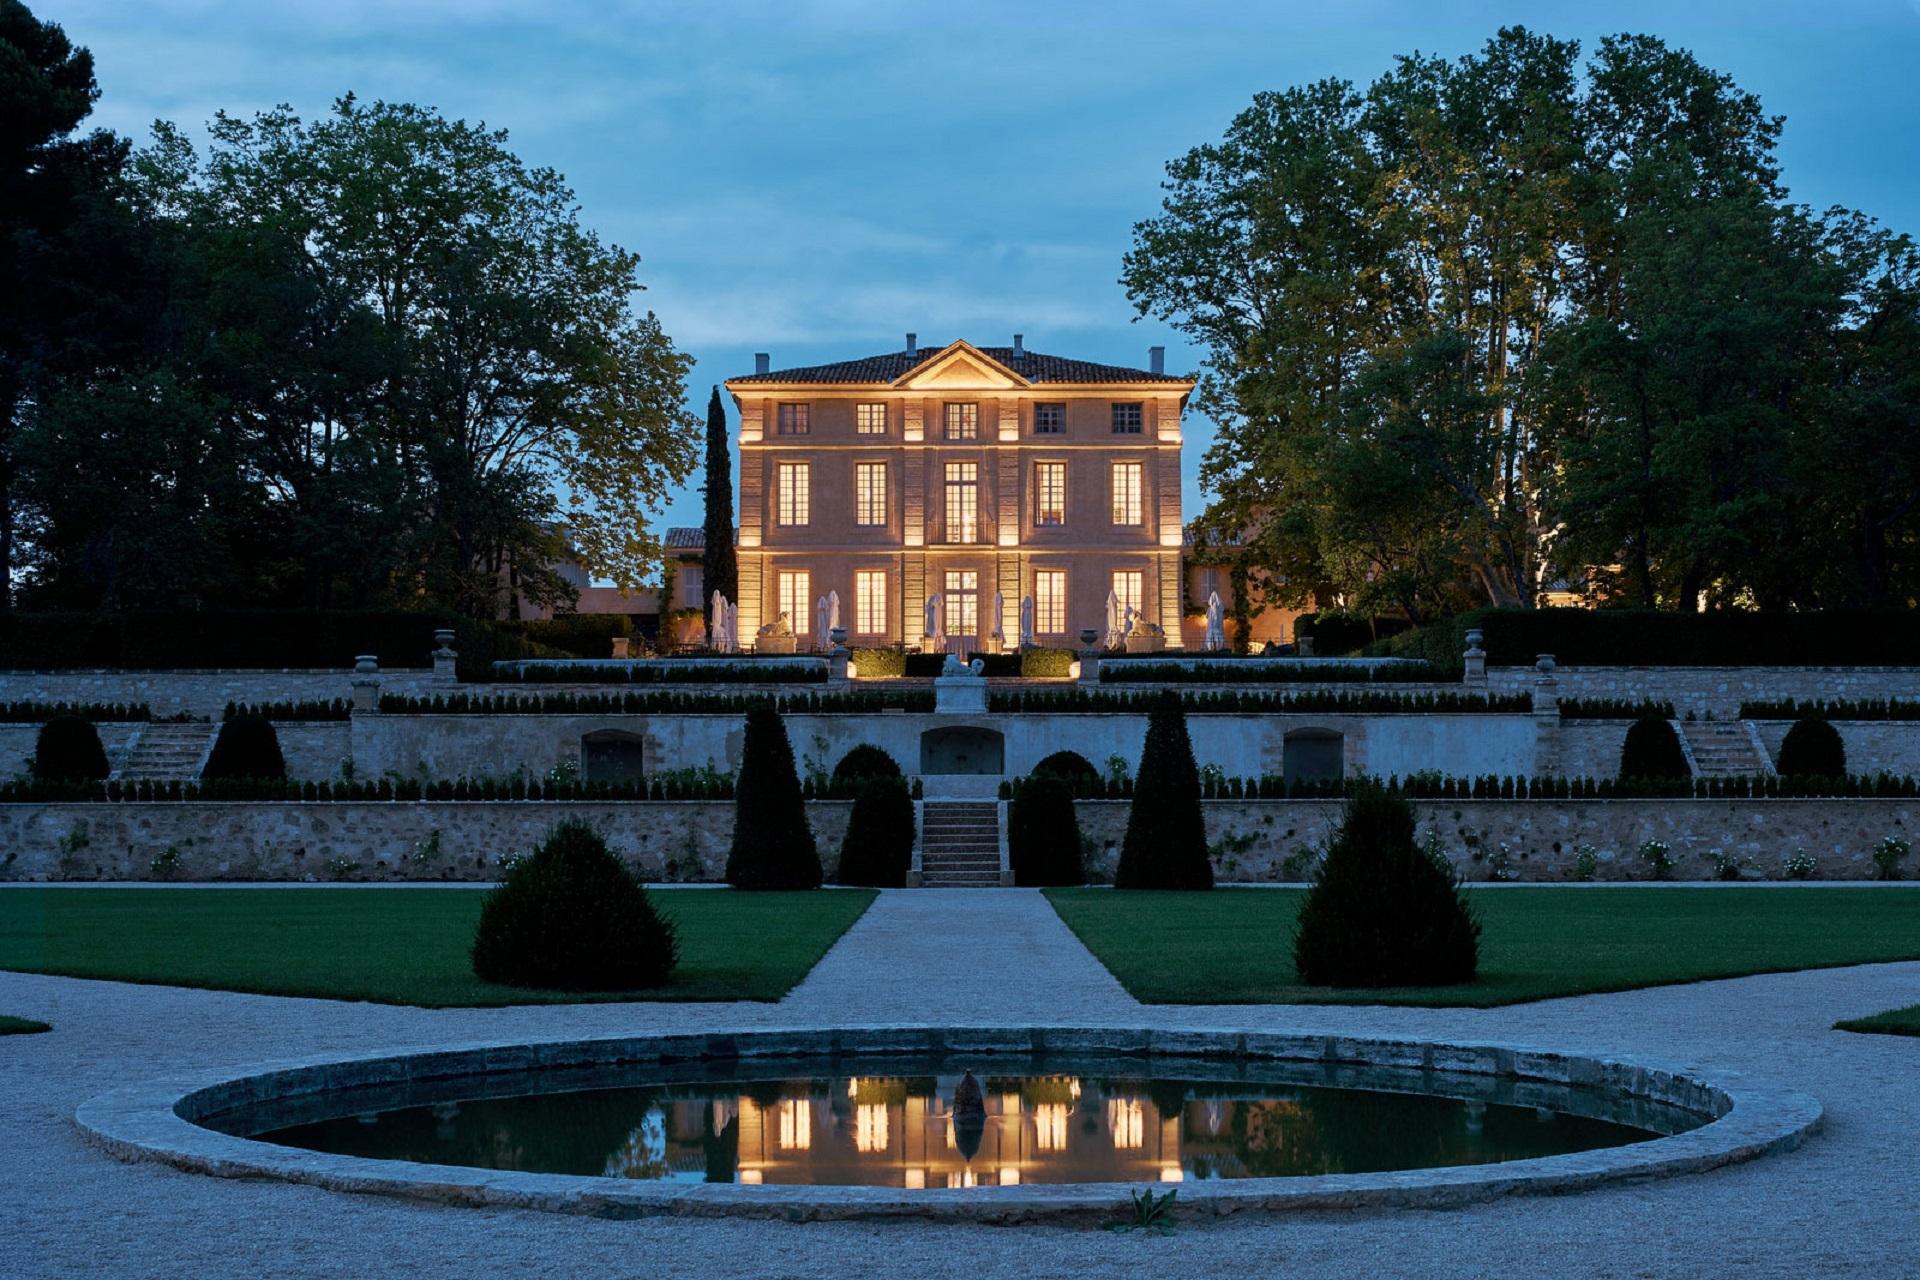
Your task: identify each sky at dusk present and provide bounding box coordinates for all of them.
[36,0,1920,542]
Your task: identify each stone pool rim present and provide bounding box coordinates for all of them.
[73,1025,1822,1222]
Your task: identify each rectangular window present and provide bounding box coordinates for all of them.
[1035,570,1066,634]
[1034,403,1065,434]
[944,570,978,636]
[855,461,887,526]
[945,461,979,543]
[856,402,887,435]
[777,403,811,435]
[1111,402,1143,434]
[777,462,810,526]
[1111,462,1142,525]
[1112,570,1143,618]
[778,570,811,634]
[855,570,887,635]
[944,402,978,440]
[1035,462,1065,526]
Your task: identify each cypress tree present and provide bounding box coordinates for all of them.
[1114,690,1213,889]
[726,706,821,889]
[1009,774,1086,886]
[702,386,738,637]
[835,774,914,887]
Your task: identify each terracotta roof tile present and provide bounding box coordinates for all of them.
[728,346,1187,385]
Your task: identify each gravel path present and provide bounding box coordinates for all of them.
[5,888,1919,1279]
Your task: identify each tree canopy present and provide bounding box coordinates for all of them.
[1126,28,1920,619]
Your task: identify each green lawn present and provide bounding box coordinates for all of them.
[0,1015,50,1035]
[1835,1005,1920,1037]
[0,887,875,1006]
[1045,886,1920,1006]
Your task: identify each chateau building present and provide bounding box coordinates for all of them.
[723,337,1194,650]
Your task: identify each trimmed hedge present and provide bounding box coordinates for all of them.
[1778,718,1846,778]
[1114,692,1213,890]
[224,700,351,722]
[1558,698,1675,720]
[497,660,827,685]
[726,707,822,890]
[201,714,287,781]
[1100,660,1440,684]
[830,744,904,787]
[1008,773,1085,887]
[834,775,915,888]
[1295,613,1413,656]
[1743,698,1920,721]
[0,701,150,723]
[32,716,109,781]
[990,688,1530,714]
[380,689,936,715]
[1620,716,1690,779]
[1366,608,1920,670]
[471,819,677,991]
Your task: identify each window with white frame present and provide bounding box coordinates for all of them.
[855,570,887,635]
[1111,461,1142,525]
[945,461,979,543]
[944,570,978,636]
[1035,569,1066,634]
[777,462,810,525]
[856,402,887,435]
[855,461,887,526]
[778,570,811,634]
[1035,462,1065,526]
[777,403,810,435]
[1112,570,1143,619]
[944,402,978,440]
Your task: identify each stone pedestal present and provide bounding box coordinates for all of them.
[1532,653,1560,774]
[431,630,458,684]
[1463,628,1487,687]
[757,634,797,655]
[350,655,381,715]
[933,675,988,714]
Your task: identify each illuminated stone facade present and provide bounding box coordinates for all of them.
[724,339,1194,650]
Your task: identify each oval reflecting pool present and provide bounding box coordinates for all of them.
[204,1053,1707,1188]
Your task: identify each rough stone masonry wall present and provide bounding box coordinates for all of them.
[0,669,448,719]
[0,722,350,781]
[1071,798,1918,883]
[0,801,853,883]
[1486,665,1920,717]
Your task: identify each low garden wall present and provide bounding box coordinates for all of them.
[1487,666,1920,717]
[0,670,447,718]
[1750,720,1920,778]
[1072,797,1919,883]
[0,801,852,883]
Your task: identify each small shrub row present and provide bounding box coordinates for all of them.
[1557,698,1675,720]
[0,701,151,723]
[0,774,922,803]
[849,647,1076,678]
[223,699,351,722]
[495,660,827,685]
[1742,697,1920,721]
[988,688,1531,714]
[379,689,937,715]
[1100,660,1440,685]
[997,770,1920,802]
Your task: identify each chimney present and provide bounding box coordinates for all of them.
[1012,333,1025,357]
[754,352,770,376]
[905,332,917,356]
[1149,345,1165,376]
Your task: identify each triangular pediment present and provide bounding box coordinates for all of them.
[893,340,1030,390]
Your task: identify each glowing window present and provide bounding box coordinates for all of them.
[856,402,887,434]
[1111,462,1142,525]
[944,402,978,440]
[945,462,978,543]
[1111,570,1143,618]
[856,461,887,526]
[777,462,810,526]
[1035,570,1066,635]
[855,570,887,635]
[1035,462,1065,526]
[944,570,978,636]
[777,570,811,635]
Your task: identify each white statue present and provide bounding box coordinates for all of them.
[1019,595,1035,648]
[758,611,793,638]
[990,591,1005,648]
[940,652,986,677]
[827,589,841,636]
[926,594,944,652]
[1104,590,1124,649]
[1205,590,1225,651]
[815,596,830,651]
[710,589,727,651]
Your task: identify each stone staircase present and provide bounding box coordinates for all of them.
[113,721,218,781]
[1678,719,1773,779]
[918,801,1005,887]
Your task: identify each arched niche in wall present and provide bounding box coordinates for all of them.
[919,725,1007,775]
[580,729,647,784]
[1282,728,1344,784]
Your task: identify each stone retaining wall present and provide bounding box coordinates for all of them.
[1487,665,1920,717]
[1750,720,1920,777]
[0,800,852,883]
[1071,797,1918,883]
[0,670,447,718]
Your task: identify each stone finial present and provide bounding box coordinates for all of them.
[431,630,458,684]
[1462,628,1488,687]
[1532,652,1558,717]
[1535,652,1556,677]
[350,654,381,714]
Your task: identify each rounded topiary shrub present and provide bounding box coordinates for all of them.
[33,715,109,781]
[830,743,903,790]
[835,774,914,887]
[1009,774,1085,886]
[471,819,677,991]
[1293,785,1480,987]
[1776,717,1845,778]
[1114,691,1213,889]
[202,712,287,780]
[726,706,822,889]
[1031,750,1100,794]
[1619,715,1689,780]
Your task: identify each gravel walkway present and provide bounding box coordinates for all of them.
[4,888,1918,1279]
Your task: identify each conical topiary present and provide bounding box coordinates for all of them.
[33,715,108,781]
[1292,785,1480,987]
[1777,717,1845,778]
[202,712,287,780]
[1619,715,1689,780]
[471,819,678,990]
[1114,691,1213,889]
[1009,773,1085,886]
[726,706,822,889]
[835,774,914,887]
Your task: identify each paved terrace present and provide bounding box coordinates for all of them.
[5,888,1918,1279]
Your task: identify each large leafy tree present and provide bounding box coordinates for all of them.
[1125,28,1913,618]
